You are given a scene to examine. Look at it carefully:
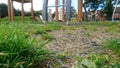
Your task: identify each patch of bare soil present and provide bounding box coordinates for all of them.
[45,27,120,68]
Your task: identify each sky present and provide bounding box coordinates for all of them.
[0,0,77,13]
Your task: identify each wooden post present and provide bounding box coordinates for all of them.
[31,0,34,21]
[11,1,14,22]
[0,7,1,22]
[55,0,59,22]
[8,0,11,22]
[62,0,65,23]
[0,10,1,22]
[21,0,24,22]
[77,0,83,22]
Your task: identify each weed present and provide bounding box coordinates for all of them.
[103,38,120,56]
[0,23,53,68]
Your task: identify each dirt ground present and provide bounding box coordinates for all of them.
[46,26,120,57]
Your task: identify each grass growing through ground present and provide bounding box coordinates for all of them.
[0,17,120,67]
[0,23,56,67]
[0,17,64,67]
[73,55,120,68]
[104,38,120,56]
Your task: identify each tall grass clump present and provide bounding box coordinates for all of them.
[104,38,120,56]
[0,27,52,68]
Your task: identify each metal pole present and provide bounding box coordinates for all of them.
[55,0,59,22]
[66,0,71,24]
[0,7,1,22]
[42,0,48,21]
[62,0,65,23]
[112,0,119,21]
[77,0,83,22]
[21,0,24,22]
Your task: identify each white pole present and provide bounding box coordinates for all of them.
[112,0,119,21]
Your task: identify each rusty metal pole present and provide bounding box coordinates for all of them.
[8,0,11,22]
[55,0,59,22]
[77,0,83,22]
[31,0,34,22]
[0,8,1,22]
[21,0,24,22]
[0,9,1,21]
[11,1,14,22]
[62,0,65,23]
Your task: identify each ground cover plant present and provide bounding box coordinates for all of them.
[0,23,54,68]
[0,17,120,68]
[0,17,63,67]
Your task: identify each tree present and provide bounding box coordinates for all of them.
[14,9,21,16]
[103,0,113,19]
[84,0,104,21]
[71,6,76,17]
[0,3,8,18]
[83,2,88,21]
[34,10,42,16]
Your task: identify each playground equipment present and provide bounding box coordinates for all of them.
[42,0,83,23]
[7,0,34,22]
[6,0,83,23]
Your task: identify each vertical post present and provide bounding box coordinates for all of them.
[66,0,71,24]
[11,1,14,22]
[62,0,65,23]
[0,8,1,22]
[31,0,34,21]
[77,0,83,22]
[42,0,48,21]
[21,0,24,22]
[112,0,119,21]
[55,0,59,22]
[8,0,11,22]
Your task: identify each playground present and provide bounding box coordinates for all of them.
[0,0,120,68]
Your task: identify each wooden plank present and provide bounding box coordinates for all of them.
[12,0,31,3]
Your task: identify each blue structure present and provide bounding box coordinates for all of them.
[66,0,71,20]
[42,0,48,21]
[42,0,71,21]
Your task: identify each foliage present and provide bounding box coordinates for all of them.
[71,6,77,17]
[24,10,42,16]
[84,0,104,21]
[103,0,113,19]
[104,38,120,56]
[0,3,8,18]
[14,9,21,16]
[0,22,59,68]
[112,0,120,5]
[85,0,104,11]
[72,55,120,68]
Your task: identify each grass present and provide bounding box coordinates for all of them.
[0,17,120,67]
[104,38,120,56]
[73,55,120,68]
[0,23,54,67]
[0,17,64,67]
[81,21,120,34]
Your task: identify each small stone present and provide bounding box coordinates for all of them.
[59,65,69,68]
[91,42,98,46]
